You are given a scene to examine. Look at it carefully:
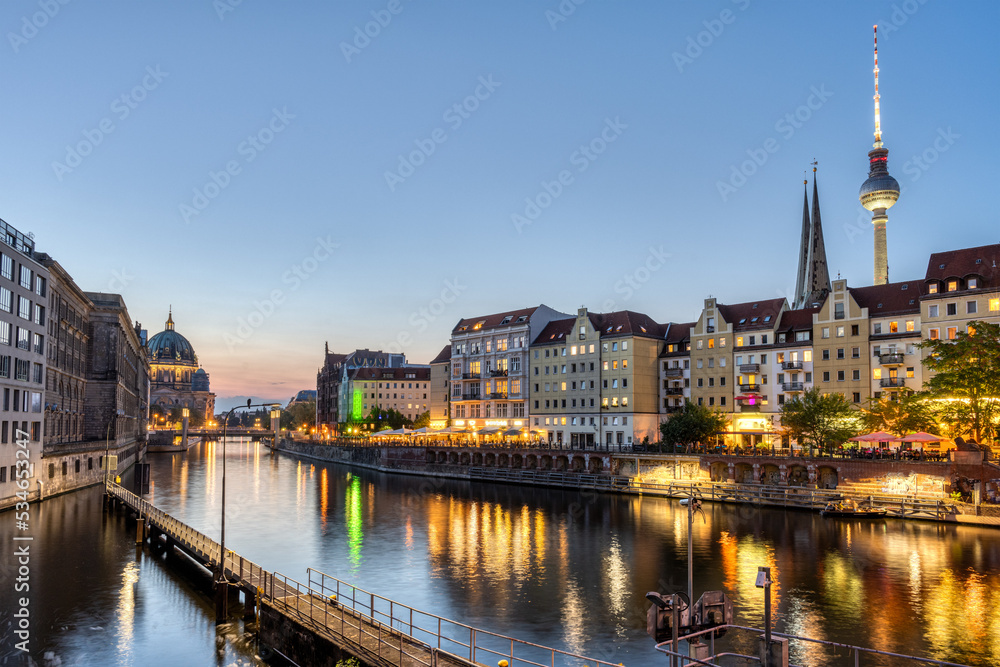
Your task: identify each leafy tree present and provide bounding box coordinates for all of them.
[356,406,412,431]
[660,401,728,452]
[862,394,938,436]
[779,388,862,455]
[411,411,431,429]
[919,320,1000,444]
[279,399,316,431]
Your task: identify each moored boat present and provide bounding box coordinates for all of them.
[820,498,887,518]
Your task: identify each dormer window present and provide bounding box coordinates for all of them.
[516,315,527,322]
[501,316,512,324]
[928,283,939,294]
[901,284,908,290]
[750,317,758,323]
[473,320,485,330]
[947,280,958,292]
[739,318,747,324]
[764,315,771,322]
[968,278,978,289]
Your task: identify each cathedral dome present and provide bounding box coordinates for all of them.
[147,311,198,365]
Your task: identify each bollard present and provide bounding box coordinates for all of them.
[136,517,145,545]
[758,635,789,667]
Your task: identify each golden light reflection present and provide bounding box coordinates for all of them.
[718,531,781,627]
[405,517,413,550]
[603,535,629,635]
[115,561,140,660]
[319,467,329,529]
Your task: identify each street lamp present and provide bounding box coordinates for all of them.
[215,399,281,623]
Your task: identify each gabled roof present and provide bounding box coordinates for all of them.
[531,317,575,346]
[850,281,922,316]
[925,243,1000,286]
[452,307,538,334]
[591,310,665,338]
[429,344,451,365]
[776,307,818,331]
[717,298,785,331]
[664,321,696,343]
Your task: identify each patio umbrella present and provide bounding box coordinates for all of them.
[849,431,896,442]
[894,432,943,442]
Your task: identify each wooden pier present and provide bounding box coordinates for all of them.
[104,480,620,667]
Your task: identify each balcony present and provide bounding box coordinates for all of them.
[740,383,760,392]
[781,360,803,371]
[489,369,508,377]
[739,404,761,413]
[488,392,508,400]
[460,393,482,401]
[879,378,907,389]
[664,368,684,378]
[665,387,684,396]
[664,406,683,414]
[782,382,804,392]
[739,364,760,373]
[879,353,905,366]
[461,372,481,379]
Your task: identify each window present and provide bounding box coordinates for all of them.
[853,392,861,403]
[0,254,11,280]
[836,326,844,337]
[889,322,898,333]
[905,320,914,332]
[708,338,714,349]
[851,324,859,336]
[837,370,845,381]
[696,340,703,350]
[0,322,8,346]
[928,304,939,317]
[947,280,958,292]
[822,349,830,360]
[852,347,860,358]
[873,368,882,380]
[822,371,830,382]
[852,369,860,381]
[929,328,939,340]
[719,337,726,347]
[19,266,31,289]
[736,337,743,347]
[967,301,977,314]
[834,303,844,320]
[947,327,957,340]
[873,323,882,334]
[803,350,812,362]
[821,327,829,339]
[16,328,29,350]
[991,298,1000,312]
[0,287,10,313]
[968,278,978,289]
[906,367,915,378]
[946,303,957,316]
[18,296,30,320]
[837,348,845,359]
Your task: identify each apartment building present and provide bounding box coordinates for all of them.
[428,344,451,429]
[812,280,869,405]
[596,310,663,447]
[850,281,923,399]
[659,321,693,414]
[450,305,568,431]
[770,307,817,411]
[529,308,602,447]
[348,365,431,425]
[920,244,1000,347]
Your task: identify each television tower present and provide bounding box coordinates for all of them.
[859,25,900,285]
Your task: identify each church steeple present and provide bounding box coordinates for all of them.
[793,166,831,309]
[166,307,175,331]
[808,167,831,300]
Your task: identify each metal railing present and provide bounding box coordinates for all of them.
[780,360,803,370]
[880,377,907,388]
[306,569,622,667]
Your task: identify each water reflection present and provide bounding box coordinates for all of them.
[3,440,999,667]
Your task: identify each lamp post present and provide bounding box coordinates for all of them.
[215,399,281,623]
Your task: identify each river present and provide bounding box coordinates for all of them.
[1,439,998,666]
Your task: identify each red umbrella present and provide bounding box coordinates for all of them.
[849,431,896,442]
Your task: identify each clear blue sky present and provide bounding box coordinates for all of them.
[1,1,997,407]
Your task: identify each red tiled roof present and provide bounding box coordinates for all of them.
[717,298,785,331]
[531,317,575,346]
[850,281,922,315]
[429,344,451,365]
[452,307,539,334]
[776,307,817,331]
[664,321,696,343]
[925,243,1000,286]
[591,310,664,338]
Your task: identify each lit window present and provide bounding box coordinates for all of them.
[736,337,744,347]
[571,346,577,355]
[803,350,812,362]
[622,397,628,406]
[947,280,958,292]
[990,298,999,312]
[969,278,978,289]
[623,359,628,369]
[905,320,914,332]
[602,361,608,370]
[928,283,938,294]
[719,337,726,347]
[708,338,715,349]
[873,368,882,380]
[889,322,898,333]
[929,329,939,340]
[906,367,914,378]
[612,360,618,370]
[947,327,957,340]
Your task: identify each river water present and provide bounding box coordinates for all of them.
[1,439,998,666]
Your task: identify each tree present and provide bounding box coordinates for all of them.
[779,388,862,455]
[358,406,412,431]
[411,411,431,429]
[919,320,1000,443]
[280,399,316,431]
[659,401,728,452]
[862,393,938,436]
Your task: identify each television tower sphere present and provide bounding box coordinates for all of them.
[859,148,900,212]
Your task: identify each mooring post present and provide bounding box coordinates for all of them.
[136,516,145,545]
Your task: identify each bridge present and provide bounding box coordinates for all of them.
[104,481,619,667]
[149,427,273,439]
